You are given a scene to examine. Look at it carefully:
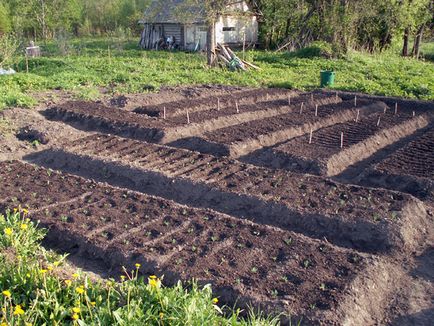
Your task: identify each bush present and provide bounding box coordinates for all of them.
[0,3,11,35]
[291,41,346,59]
[0,34,19,68]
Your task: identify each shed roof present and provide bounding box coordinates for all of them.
[141,0,254,24]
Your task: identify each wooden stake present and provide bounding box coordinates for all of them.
[288,95,291,106]
[300,102,304,114]
[384,106,387,114]
[25,55,29,73]
[315,104,318,117]
[354,96,357,107]
[394,102,398,115]
[266,93,269,101]
[217,98,220,111]
[412,111,415,117]
[340,132,344,148]
[163,107,166,119]
[335,91,338,100]
[236,101,239,113]
[355,109,360,123]
[309,128,313,144]
[187,110,190,124]
[377,116,381,126]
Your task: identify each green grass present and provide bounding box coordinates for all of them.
[0,37,433,110]
[0,209,281,325]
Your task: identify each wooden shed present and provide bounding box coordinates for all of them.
[139,0,258,51]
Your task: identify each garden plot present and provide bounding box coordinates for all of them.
[360,128,434,200]
[28,134,431,254]
[133,88,294,118]
[250,111,430,176]
[170,99,388,157]
[43,93,339,144]
[0,160,399,325]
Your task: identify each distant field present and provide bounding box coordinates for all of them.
[0,38,433,110]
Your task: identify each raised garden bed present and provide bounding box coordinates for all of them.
[27,135,431,254]
[250,112,429,176]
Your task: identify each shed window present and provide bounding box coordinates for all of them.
[223,27,236,32]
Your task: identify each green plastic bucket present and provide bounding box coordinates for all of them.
[320,70,335,87]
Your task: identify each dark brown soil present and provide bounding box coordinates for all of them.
[252,112,429,176]
[26,134,431,254]
[1,87,433,325]
[0,160,380,325]
[133,88,292,118]
[169,99,388,157]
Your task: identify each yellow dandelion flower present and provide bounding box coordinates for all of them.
[65,280,72,286]
[120,275,125,281]
[159,312,164,319]
[53,261,61,267]
[148,277,161,289]
[1,322,8,326]
[135,263,141,269]
[47,265,54,271]
[13,208,18,213]
[25,323,32,326]
[22,208,29,215]
[72,307,81,313]
[4,228,13,236]
[72,273,79,279]
[39,269,48,274]
[20,223,28,230]
[2,290,11,298]
[13,305,25,315]
[72,313,79,320]
[90,301,96,307]
[149,275,157,279]
[212,298,219,305]
[75,286,85,294]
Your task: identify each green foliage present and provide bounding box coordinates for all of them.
[0,2,11,35]
[0,33,19,68]
[0,38,432,111]
[0,209,280,325]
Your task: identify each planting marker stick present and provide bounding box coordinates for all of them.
[300,102,304,114]
[335,91,338,100]
[288,95,291,106]
[341,132,344,148]
[236,101,239,113]
[413,111,415,117]
[266,93,269,101]
[309,128,313,144]
[315,105,318,117]
[217,98,220,111]
[355,109,360,123]
[354,96,357,107]
[384,106,387,114]
[187,110,190,124]
[395,103,398,115]
[163,107,166,119]
[377,116,381,126]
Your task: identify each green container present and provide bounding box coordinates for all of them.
[320,70,335,88]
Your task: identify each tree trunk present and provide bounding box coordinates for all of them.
[207,20,216,66]
[412,24,425,59]
[402,27,410,56]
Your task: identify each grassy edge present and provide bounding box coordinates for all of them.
[0,209,283,325]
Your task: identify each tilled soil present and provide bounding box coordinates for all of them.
[252,112,429,176]
[27,134,431,254]
[133,88,293,118]
[1,87,433,325]
[0,160,382,325]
